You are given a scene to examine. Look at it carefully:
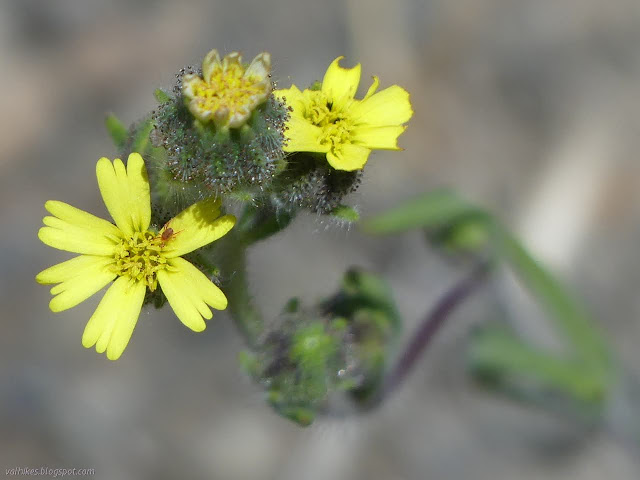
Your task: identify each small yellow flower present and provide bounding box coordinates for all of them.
[274,57,413,171]
[36,153,236,360]
[182,49,272,128]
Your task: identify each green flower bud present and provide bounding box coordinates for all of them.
[242,269,401,426]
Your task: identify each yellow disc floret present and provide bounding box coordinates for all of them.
[111,231,170,292]
[182,49,272,128]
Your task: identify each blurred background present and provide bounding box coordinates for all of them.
[2,0,640,478]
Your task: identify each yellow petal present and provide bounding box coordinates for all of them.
[351,125,407,150]
[49,268,116,312]
[37,255,113,285]
[171,257,227,310]
[161,197,236,258]
[182,74,204,99]
[363,76,380,100]
[38,224,117,256]
[244,52,271,82]
[126,153,151,232]
[326,143,371,171]
[82,276,127,349]
[157,269,206,332]
[283,116,328,153]
[202,49,221,83]
[274,84,306,113]
[321,57,361,109]
[350,85,413,127]
[222,52,242,71]
[96,154,151,236]
[82,277,146,360]
[106,282,146,360]
[45,200,122,239]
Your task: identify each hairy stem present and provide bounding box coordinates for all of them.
[217,234,264,349]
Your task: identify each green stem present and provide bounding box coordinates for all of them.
[217,233,264,349]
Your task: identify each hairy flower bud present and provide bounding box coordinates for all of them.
[240,269,401,425]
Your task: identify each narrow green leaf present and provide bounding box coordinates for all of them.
[154,88,171,103]
[331,205,359,223]
[469,326,608,405]
[131,119,154,155]
[362,189,482,234]
[494,224,611,367]
[104,113,128,150]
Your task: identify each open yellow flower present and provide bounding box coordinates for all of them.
[182,49,272,128]
[36,153,236,360]
[274,56,413,171]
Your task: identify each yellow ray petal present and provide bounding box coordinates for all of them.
[82,276,128,349]
[126,153,151,232]
[44,200,122,239]
[326,143,371,171]
[42,214,119,245]
[202,48,221,83]
[351,125,407,151]
[38,225,116,256]
[350,85,413,127]
[106,281,146,360]
[170,257,228,310]
[96,154,151,236]
[363,75,380,100]
[37,255,113,285]
[49,268,116,313]
[157,269,207,332]
[244,52,271,82]
[222,52,242,71]
[282,116,328,153]
[274,84,306,113]
[96,157,133,236]
[161,197,236,258]
[322,57,361,109]
[82,276,145,360]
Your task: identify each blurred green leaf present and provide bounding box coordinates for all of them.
[364,189,614,411]
[362,189,483,234]
[330,204,360,223]
[105,113,128,150]
[496,227,611,367]
[469,325,607,405]
[154,88,171,103]
[131,118,154,155]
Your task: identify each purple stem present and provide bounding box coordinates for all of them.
[379,261,490,401]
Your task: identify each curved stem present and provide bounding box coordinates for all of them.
[377,261,491,403]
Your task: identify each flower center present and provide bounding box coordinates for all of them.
[303,91,354,150]
[111,231,168,291]
[191,65,266,118]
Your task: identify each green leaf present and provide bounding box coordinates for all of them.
[105,113,128,150]
[131,118,154,155]
[469,325,608,406]
[494,225,611,367]
[362,189,483,234]
[330,205,359,223]
[154,88,171,103]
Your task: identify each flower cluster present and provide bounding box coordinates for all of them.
[38,50,413,362]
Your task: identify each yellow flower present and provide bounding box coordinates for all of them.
[36,153,236,360]
[274,56,413,171]
[182,49,272,128]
